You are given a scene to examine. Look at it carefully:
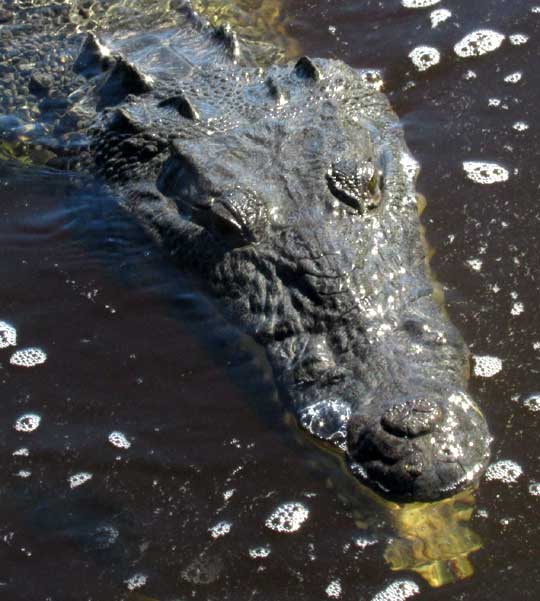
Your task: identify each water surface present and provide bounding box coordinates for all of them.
[1,1,540,599]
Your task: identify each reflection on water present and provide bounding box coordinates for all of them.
[191,0,300,61]
[300,431,483,590]
[73,0,298,63]
[385,490,482,588]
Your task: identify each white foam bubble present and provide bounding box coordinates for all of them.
[529,482,540,496]
[371,580,420,601]
[485,460,522,483]
[14,413,41,433]
[454,30,505,58]
[265,502,309,533]
[533,6,540,14]
[69,472,93,489]
[248,545,271,559]
[16,470,31,478]
[0,321,17,348]
[125,573,147,591]
[504,72,522,84]
[466,258,483,272]
[402,0,440,8]
[326,579,342,598]
[488,98,509,110]
[511,301,524,316]
[408,46,440,71]
[209,521,232,539]
[223,488,235,501]
[473,355,503,378]
[509,34,529,45]
[108,431,131,449]
[523,394,540,412]
[513,121,529,131]
[464,70,477,80]
[463,161,509,184]
[430,8,451,27]
[10,347,47,367]
[355,536,378,550]
[13,447,29,456]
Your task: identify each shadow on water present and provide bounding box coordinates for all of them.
[2,0,540,599]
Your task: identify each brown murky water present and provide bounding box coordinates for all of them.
[1,1,540,600]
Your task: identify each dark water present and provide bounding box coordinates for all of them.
[1,1,540,600]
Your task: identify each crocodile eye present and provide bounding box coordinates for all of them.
[193,189,269,248]
[196,197,250,247]
[367,171,380,195]
[326,159,382,213]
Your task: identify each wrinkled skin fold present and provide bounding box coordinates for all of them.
[1,0,491,500]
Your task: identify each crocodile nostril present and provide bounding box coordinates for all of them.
[381,398,443,438]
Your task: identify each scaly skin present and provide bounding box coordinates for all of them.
[0,0,491,500]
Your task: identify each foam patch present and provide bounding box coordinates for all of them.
[454,30,505,58]
[125,573,147,591]
[430,8,451,27]
[108,431,131,449]
[371,580,420,601]
[14,413,41,433]
[402,0,440,8]
[209,521,232,539]
[265,502,309,533]
[504,72,522,84]
[326,580,342,598]
[466,258,483,272]
[0,321,16,348]
[473,355,503,378]
[463,161,509,184]
[523,394,540,412]
[69,472,93,489]
[248,546,271,559]
[13,447,30,456]
[485,460,522,483]
[509,34,529,45]
[408,46,440,71]
[10,347,47,367]
[511,301,524,316]
[355,536,378,550]
[529,482,540,496]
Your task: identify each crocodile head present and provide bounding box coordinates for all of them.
[88,38,491,501]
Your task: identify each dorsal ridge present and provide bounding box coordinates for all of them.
[212,23,241,59]
[294,56,321,82]
[73,32,111,78]
[158,92,200,121]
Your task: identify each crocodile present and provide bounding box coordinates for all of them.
[0,0,491,500]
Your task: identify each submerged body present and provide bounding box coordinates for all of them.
[0,0,490,500]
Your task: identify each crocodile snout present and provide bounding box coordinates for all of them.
[346,392,491,501]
